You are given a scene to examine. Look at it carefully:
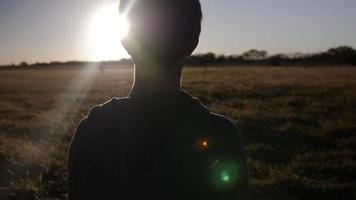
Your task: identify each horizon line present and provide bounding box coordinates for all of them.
[1,45,355,66]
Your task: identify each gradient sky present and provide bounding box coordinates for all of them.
[1,0,356,65]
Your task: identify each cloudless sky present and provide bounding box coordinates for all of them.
[1,0,356,65]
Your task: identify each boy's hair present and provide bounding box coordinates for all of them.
[119,0,202,65]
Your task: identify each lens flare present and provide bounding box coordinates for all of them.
[208,159,240,191]
[202,140,208,148]
[221,171,231,183]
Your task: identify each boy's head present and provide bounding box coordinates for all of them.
[119,0,202,66]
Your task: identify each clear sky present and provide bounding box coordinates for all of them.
[0,0,356,65]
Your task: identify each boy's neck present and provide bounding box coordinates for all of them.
[129,62,183,97]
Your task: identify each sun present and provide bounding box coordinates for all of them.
[89,3,129,61]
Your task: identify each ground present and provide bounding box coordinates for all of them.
[0,66,355,199]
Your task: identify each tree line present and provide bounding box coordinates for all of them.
[185,46,356,66]
[2,46,356,68]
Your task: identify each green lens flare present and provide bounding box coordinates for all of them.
[221,171,230,183]
[208,159,240,191]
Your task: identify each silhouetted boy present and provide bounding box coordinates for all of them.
[68,0,249,199]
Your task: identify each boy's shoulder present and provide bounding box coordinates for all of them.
[182,98,241,139]
[210,112,239,134]
[194,99,238,128]
[85,97,129,121]
[77,97,130,132]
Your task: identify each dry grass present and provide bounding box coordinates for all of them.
[0,66,356,199]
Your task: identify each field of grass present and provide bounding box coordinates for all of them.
[0,66,356,199]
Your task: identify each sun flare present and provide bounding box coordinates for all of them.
[89,3,129,61]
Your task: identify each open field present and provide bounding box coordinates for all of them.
[0,66,356,199]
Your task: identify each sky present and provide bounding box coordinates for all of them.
[0,0,356,65]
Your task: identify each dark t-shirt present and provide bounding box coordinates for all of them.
[68,91,249,200]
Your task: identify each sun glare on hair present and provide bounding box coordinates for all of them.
[89,3,129,61]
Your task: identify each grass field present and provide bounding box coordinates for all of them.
[0,66,356,200]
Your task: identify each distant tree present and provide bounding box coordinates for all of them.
[268,54,284,66]
[224,55,239,62]
[216,55,226,63]
[259,50,268,59]
[20,62,28,67]
[327,46,355,65]
[327,46,354,56]
[202,52,216,63]
[242,49,268,60]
